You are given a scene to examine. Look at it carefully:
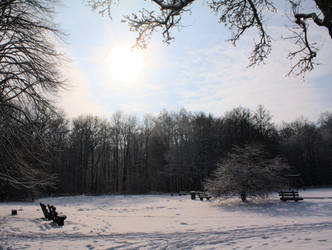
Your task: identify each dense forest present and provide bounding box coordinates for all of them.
[2,104,332,200]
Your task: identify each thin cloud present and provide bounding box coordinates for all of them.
[175,33,332,123]
[57,62,104,118]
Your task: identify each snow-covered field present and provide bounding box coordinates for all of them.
[1,188,332,249]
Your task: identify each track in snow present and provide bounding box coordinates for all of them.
[2,221,332,249]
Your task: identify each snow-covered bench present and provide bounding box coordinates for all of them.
[48,204,67,226]
[198,192,212,201]
[40,202,67,226]
[279,191,303,202]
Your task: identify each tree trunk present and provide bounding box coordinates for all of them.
[315,0,332,38]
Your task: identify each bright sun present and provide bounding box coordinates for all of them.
[106,45,144,82]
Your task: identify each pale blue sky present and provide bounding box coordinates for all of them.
[55,1,332,123]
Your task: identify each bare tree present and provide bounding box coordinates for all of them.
[88,0,331,76]
[0,0,65,199]
[0,0,65,111]
[279,118,325,186]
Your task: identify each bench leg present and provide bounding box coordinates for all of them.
[57,220,64,226]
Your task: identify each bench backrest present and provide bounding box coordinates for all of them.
[47,204,58,218]
[40,202,51,219]
[279,191,299,195]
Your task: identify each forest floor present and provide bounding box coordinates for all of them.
[1,188,332,249]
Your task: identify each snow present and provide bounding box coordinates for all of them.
[1,188,332,249]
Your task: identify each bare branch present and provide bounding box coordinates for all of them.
[87,0,119,17]
[123,1,194,48]
[209,0,275,66]
[285,1,319,76]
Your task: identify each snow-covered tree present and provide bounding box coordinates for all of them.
[204,144,290,202]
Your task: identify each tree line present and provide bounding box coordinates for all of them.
[3,104,332,200]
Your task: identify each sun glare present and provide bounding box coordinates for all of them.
[106,45,144,82]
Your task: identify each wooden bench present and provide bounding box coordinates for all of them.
[40,202,67,226]
[48,204,67,226]
[279,191,303,202]
[198,192,212,201]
